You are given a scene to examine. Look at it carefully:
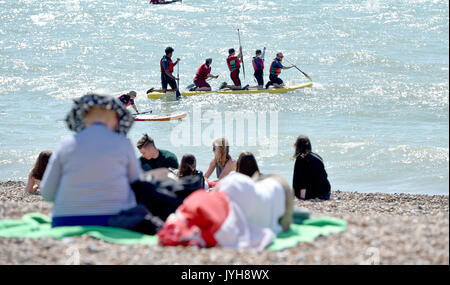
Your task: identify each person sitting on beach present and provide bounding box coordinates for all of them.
[236,152,260,178]
[219,47,249,91]
[292,135,331,200]
[205,138,236,182]
[118,91,140,114]
[40,93,163,233]
[265,52,296,89]
[191,58,219,91]
[25,151,52,193]
[137,134,179,172]
[175,154,206,196]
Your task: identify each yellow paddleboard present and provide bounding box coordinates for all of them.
[147,82,313,99]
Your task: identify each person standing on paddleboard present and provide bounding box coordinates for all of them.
[220,47,249,90]
[118,91,140,114]
[265,52,296,89]
[191,58,219,91]
[147,47,181,96]
[252,48,265,89]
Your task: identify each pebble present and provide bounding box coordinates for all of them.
[0,181,448,265]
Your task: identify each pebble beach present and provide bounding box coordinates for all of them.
[1,181,447,265]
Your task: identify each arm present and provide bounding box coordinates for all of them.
[292,158,306,199]
[173,58,180,67]
[40,150,62,202]
[168,155,179,169]
[282,65,296,70]
[204,159,216,179]
[207,74,219,79]
[237,46,243,61]
[25,172,37,193]
[132,104,139,114]
[164,69,178,80]
[218,159,236,180]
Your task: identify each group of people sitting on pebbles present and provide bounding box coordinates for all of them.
[25,93,331,249]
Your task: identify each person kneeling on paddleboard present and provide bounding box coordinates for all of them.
[265,52,296,89]
[191,58,219,91]
[220,47,249,91]
[118,91,140,114]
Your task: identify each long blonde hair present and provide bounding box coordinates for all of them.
[212,137,231,168]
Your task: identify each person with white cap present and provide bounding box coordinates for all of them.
[40,93,145,229]
[190,58,219,91]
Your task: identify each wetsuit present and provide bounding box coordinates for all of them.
[268,59,284,86]
[160,55,177,90]
[227,55,241,86]
[252,56,264,86]
[194,63,211,88]
[118,94,135,107]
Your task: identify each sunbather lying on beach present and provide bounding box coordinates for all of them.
[25,151,52,193]
[157,172,294,250]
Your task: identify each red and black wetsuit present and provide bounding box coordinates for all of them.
[227,55,241,86]
[160,55,177,90]
[118,94,134,107]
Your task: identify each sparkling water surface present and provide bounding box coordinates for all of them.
[0,0,448,194]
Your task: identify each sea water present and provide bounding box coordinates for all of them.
[0,0,448,194]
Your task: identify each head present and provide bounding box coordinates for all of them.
[253,173,294,232]
[128,91,137,99]
[293,135,312,159]
[178,154,197,178]
[228,48,235,56]
[276,52,284,61]
[236,152,260,178]
[165,46,174,57]
[205,58,213,66]
[212,137,231,168]
[137,134,158,160]
[31,151,52,180]
[84,106,119,131]
[255,49,262,56]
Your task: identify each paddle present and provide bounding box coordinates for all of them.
[237,29,245,79]
[175,59,181,99]
[136,110,152,115]
[285,58,312,81]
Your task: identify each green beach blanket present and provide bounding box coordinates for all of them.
[0,213,346,251]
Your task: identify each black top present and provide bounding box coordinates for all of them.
[139,149,179,171]
[118,94,135,106]
[293,152,331,200]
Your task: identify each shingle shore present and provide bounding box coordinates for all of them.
[0,181,448,265]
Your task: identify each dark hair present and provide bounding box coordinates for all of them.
[236,152,260,178]
[31,151,52,180]
[165,46,174,55]
[178,154,196,177]
[256,49,262,55]
[137,134,155,149]
[228,48,235,55]
[293,135,312,159]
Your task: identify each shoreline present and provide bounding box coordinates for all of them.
[0,181,448,265]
